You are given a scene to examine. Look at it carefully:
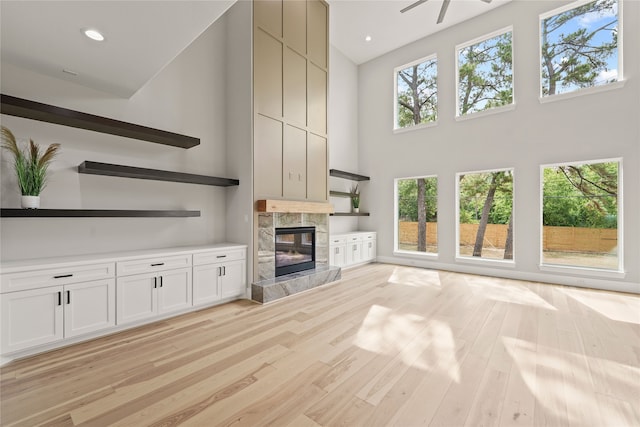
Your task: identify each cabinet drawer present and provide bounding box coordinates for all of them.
[117,255,192,277]
[347,235,363,242]
[330,236,347,245]
[362,233,376,240]
[193,249,245,266]
[1,263,115,294]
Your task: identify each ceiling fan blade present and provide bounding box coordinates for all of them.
[400,0,428,14]
[481,0,492,3]
[437,0,450,23]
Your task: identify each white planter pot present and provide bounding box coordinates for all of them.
[21,195,40,209]
[352,207,360,213]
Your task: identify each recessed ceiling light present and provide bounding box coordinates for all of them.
[365,35,372,42]
[83,29,105,42]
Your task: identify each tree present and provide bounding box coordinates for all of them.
[417,178,427,252]
[541,0,618,96]
[458,31,512,115]
[397,177,437,252]
[397,59,437,128]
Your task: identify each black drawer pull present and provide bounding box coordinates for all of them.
[151,263,164,267]
[54,274,73,279]
[67,290,71,304]
[216,255,227,258]
[57,291,62,306]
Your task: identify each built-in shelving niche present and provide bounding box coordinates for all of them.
[0,209,200,218]
[0,94,200,149]
[329,169,370,216]
[78,161,239,187]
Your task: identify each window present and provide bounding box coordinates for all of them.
[540,0,620,98]
[395,176,438,254]
[541,159,622,271]
[457,169,514,261]
[394,55,437,130]
[456,27,513,117]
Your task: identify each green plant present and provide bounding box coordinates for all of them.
[1,126,61,196]
[350,184,360,209]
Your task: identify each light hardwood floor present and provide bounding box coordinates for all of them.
[1,263,639,426]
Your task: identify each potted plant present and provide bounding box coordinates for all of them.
[1,126,61,209]
[350,184,360,213]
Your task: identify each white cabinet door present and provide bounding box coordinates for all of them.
[64,279,116,338]
[363,239,376,262]
[346,241,362,265]
[193,264,221,306]
[157,268,192,315]
[220,260,246,299]
[330,244,346,267]
[1,286,64,353]
[117,272,157,325]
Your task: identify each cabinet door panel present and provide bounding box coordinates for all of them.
[220,260,246,299]
[1,287,63,353]
[346,242,363,265]
[284,0,306,54]
[158,268,192,315]
[254,115,283,198]
[307,134,327,201]
[283,47,307,127]
[193,264,221,306]
[254,0,282,38]
[307,63,327,135]
[254,29,283,118]
[283,125,307,199]
[330,244,346,267]
[117,273,156,325]
[307,0,327,68]
[64,279,116,338]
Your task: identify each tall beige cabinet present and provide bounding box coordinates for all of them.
[253,0,329,202]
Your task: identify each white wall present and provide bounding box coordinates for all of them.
[225,0,254,280]
[357,1,639,292]
[328,45,360,234]
[0,14,232,260]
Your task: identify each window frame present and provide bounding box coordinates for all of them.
[393,53,438,133]
[393,174,439,259]
[538,0,624,103]
[455,25,515,120]
[539,157,624,277]
[455,167,516,267]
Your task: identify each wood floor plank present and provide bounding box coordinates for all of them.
[1,263,638,427]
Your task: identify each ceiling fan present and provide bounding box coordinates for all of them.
[401,0,493,24]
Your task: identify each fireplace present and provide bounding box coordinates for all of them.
[275,226,316,277]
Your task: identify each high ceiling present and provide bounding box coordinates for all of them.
[0,0,512,98]
[329,0,513,64]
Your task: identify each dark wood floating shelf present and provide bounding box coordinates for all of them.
[329,190,352,198]
[78,161,239,187]
[1,209,200,218]
[329,169,370,181]
[330,212,370,217]
[1,94,200,149]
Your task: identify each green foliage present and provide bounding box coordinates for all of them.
[1,126,61,196]
[396,59,437,128]
[543,162,618,228]
[350,184,360,209]
[458,31,513,115]
[397,177,437,221]
[458,171,513,224]
[541,0,618,95]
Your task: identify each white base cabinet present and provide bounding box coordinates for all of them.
[193,247,246,306]
[1,244,246,362]
[330,232,376,268]
[0,277,116,354]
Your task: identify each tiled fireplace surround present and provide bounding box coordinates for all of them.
[252,212,341,303]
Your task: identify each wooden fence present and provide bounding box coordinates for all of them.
[399,222,617,253]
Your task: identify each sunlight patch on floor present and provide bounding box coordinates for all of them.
[355,305,460,381]
[559,287,640,325]
[503,336,640,425]
[465,276,557,310]
[388,266,442,289]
